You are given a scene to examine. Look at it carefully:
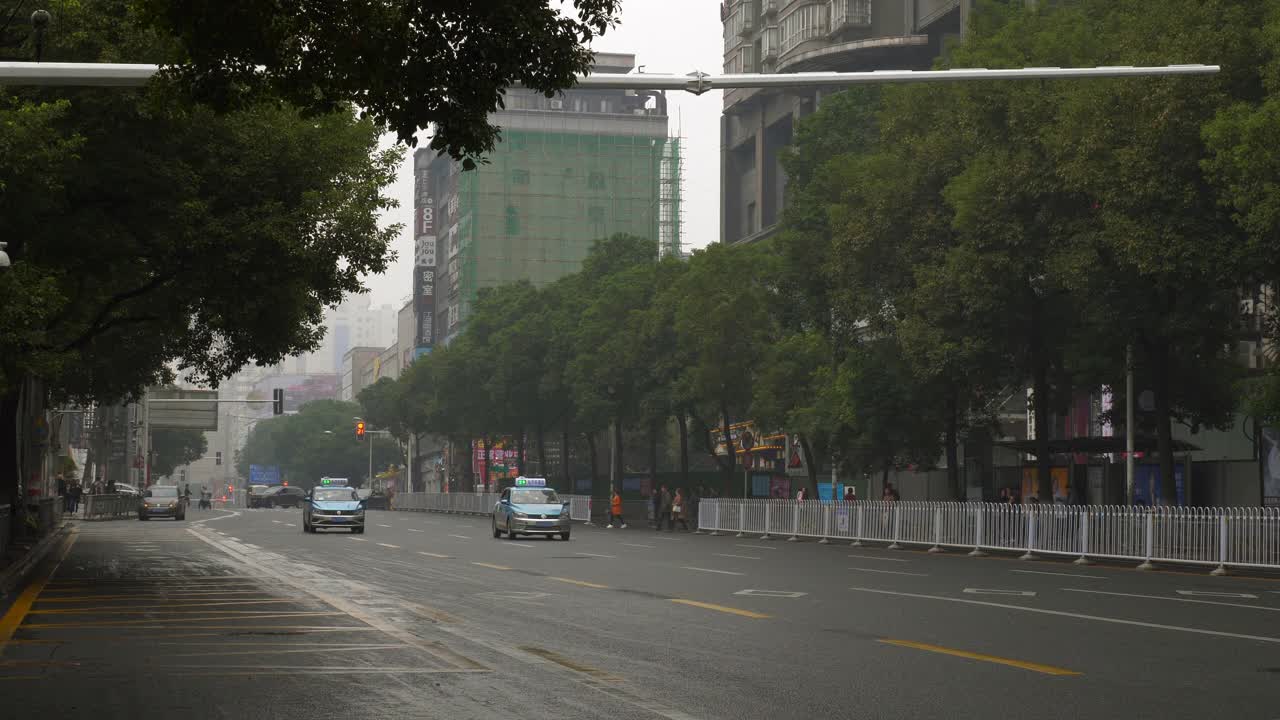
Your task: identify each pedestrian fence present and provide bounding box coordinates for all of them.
[697,499,1280,573]
[82,494,137,521]
[394,492,593,522]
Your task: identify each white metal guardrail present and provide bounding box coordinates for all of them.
[394,492,594,523]
[82,494,136,520]
[697,499,1280,574]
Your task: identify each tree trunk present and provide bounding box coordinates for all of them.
[585,431,599,494]
[945,391,961,500]
[648,418,660,493]
[612,419,625,493]
[482,434,492,492]
[536,424,547,479]
[800,435,820,497]
[0,387,21,543]
[719,399,736,496]
[1152,344,1178,505]
[560,420,572,493]
[461,435,475,492]
[676,413,690,490]
[881,458,891,496]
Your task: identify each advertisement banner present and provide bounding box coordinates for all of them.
[1260,427,1280,506]
[769,477,792,499]
[751,473,770,497]
[413,267,435,349]
[1021,467,1070,503]
[785,434,808,478]
[1132,464,1186,507]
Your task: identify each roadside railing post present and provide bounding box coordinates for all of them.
[888,506,902,550]
[929,506,944,553]
[761,502,773,540]
[819,503,831,544]
[1074,510,1093,565]
[969,505,986,557]
[736,502,746,538]
[1211,513,1229,576]
[852,504,864,547]
[788,502,801,542]
[1020,508,1037,561]
[1137,510,1156,571]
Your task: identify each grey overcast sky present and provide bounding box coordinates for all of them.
[362,0,724,308]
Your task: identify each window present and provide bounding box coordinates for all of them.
[588,171,605,190]
[506,206,519,235]
[512,168,530,185]
[588,205,605,223]
[215,452,222,467]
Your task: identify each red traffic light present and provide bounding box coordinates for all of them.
[356,421,366,437]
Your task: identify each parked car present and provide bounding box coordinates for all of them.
[261,485,307,508]
[113,483,141,497]
[246,484,271,508]
[138,485,186,521]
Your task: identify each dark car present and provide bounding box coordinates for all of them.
[138,485,187,521]
[261,486,307,508]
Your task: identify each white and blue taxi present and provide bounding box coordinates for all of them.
[491,477,570,541]
[302,484,366,534]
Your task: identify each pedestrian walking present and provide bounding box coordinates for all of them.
[672,489,690,532]
[796,487,807,501]
[659,485,673,531]
[608,487,627,528]
[843,486,856,503]
[882,482,900,502]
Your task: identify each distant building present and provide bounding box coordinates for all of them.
[340,347,383,402]
[414,52,683,345]
[720,0,966,245]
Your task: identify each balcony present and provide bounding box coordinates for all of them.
[781,24,829,57]
[763,0,780,16]
[761,25,779,60]
[741,11,756,35]
[830,0,871,31]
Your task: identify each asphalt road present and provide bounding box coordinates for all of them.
[3,506,1279,719]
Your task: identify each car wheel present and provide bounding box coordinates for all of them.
[560,532,571,541]
[492,520,501,538]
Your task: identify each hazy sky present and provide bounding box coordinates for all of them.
[362,0,724,308]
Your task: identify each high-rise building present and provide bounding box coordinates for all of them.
[413,52,682,346]
[720,0,967,245]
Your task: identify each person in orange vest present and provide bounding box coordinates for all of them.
[608,487,627,529]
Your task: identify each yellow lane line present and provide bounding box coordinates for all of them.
[669,599,769,619]
[878,639,1081,677]
[470,562,511,571]
[551,577,609,589]
[0,532,78,651]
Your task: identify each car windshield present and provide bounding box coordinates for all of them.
[511,488,560,505]
[250,485,268,493]
[149,487,178,497]
[313,488,359,502]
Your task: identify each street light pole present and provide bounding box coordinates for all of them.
[1126,344,1135,505]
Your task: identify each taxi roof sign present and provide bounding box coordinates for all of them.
[514,477,546,487]
[320,477,349,486]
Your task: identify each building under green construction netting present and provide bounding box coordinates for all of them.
[412,55,682,348]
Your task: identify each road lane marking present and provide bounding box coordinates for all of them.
[551,577,609,589]
[377,543,401,549]
[408,529,424,533]
[271,520,282,524]
[574,552,616,559]
[878,639,1081,677]
[378,524,392,528]
[964,588,1036,597]
[506,543,535,548]
[284,524,296,527]
[449,534,471,540]
[519,646,619,680]
[1066,588,1278,612]
[714,553,761,560]
[652,536,681,541]
[736,544,778,551]
[245,544,262,550]
[847,567,928,577]
[1011,569,1106,580]
[847,554,910,563]
[471,562,511,571]
[1176,590,1258,599]
[734,589,807,598]
[681,567,744,576]
[622,543,655,549]
[670,599,768,619]
[418,552,451,559]
[850,587,1280,645]
[349,538,368,542]
[0,532,77,651]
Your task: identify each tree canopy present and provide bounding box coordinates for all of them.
[238,400,401,488]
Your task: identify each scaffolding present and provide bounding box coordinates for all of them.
[449,125,683,327]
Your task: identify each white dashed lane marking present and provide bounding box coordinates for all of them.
[449,534,471,540]
[714,553,761,560]
[846,554,910,563]
[847,567,928,577]
[377,543,401,549]
[574,552,616,559]
[682,567,744,576]
[622,543,655,549]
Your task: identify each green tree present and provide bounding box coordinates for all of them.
[139,0,622,165]
[358,377,409,442]
[238,400,400,488]
[151,428,207,478]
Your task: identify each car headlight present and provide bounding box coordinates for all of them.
[513,511,529,519]
[168,501,177,508]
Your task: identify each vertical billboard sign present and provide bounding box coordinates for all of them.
[414,166,436,353]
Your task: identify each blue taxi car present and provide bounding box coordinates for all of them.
[303,486,366,533]
[492,478,570,541]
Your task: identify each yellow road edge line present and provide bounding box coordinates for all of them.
[551,577,609,589]
[669,599,769,619]
[470,562,511,571]
[0,531,78,651]
[878,639,1081,677]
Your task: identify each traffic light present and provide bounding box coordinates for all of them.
[356,421,366,438]
[272,388,284,415]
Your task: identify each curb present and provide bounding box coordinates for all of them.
[0,521,70,598]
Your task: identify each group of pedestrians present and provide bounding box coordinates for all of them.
[56,473,84,514]
[606,485,718,532]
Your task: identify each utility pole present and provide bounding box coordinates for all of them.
[1126,344,1135,505]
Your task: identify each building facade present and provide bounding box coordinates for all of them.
[340,347,383,402]
[720,0,967,245]
[413,52,682,345]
